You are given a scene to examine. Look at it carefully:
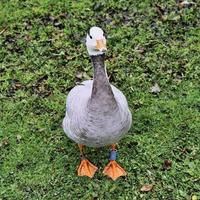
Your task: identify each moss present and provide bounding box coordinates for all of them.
[0,0,200,199]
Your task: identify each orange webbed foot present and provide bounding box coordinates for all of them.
[103,160,127,181]
[77,158,98,178]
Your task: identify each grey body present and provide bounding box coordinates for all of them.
[63,54,132,147]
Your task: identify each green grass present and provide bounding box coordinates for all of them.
[0,0,200,199]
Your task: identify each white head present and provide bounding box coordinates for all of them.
[86,26,107,56]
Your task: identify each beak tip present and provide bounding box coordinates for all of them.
[100,48,107,52]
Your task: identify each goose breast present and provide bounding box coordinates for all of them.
[63,80,132,147]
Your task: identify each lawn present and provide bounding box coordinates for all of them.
[0,0,200,199]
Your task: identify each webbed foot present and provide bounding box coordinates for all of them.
[103,144,127,180]
[78,158,98,178]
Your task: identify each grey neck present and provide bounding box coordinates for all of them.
[89,54,117,110]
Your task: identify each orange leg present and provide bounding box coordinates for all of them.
[103,144,127,181]
[77,144,98,178]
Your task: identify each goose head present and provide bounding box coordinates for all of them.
[86,26,107,56]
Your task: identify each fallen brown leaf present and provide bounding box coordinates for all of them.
[162,159,172,170]
[155,4,165,19]
[14,83,22,89]
[24,35,32,42]
[140,184,153,192]
[57,13,68,19]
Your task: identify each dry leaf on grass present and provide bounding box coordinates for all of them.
[0,27,7,35]
[155,4,165,19]
[76,72,90,80]
[150,83,161,94]
[76,72,83,79]
[135,45,145,54]
[162,159,172,170]
[17,134,22,142]
[140,184,153,192]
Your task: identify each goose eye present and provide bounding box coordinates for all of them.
[89,35,92,39]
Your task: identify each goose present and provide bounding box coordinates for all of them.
[63,26,132,180]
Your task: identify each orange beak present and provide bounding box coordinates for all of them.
[96,39,107,52]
